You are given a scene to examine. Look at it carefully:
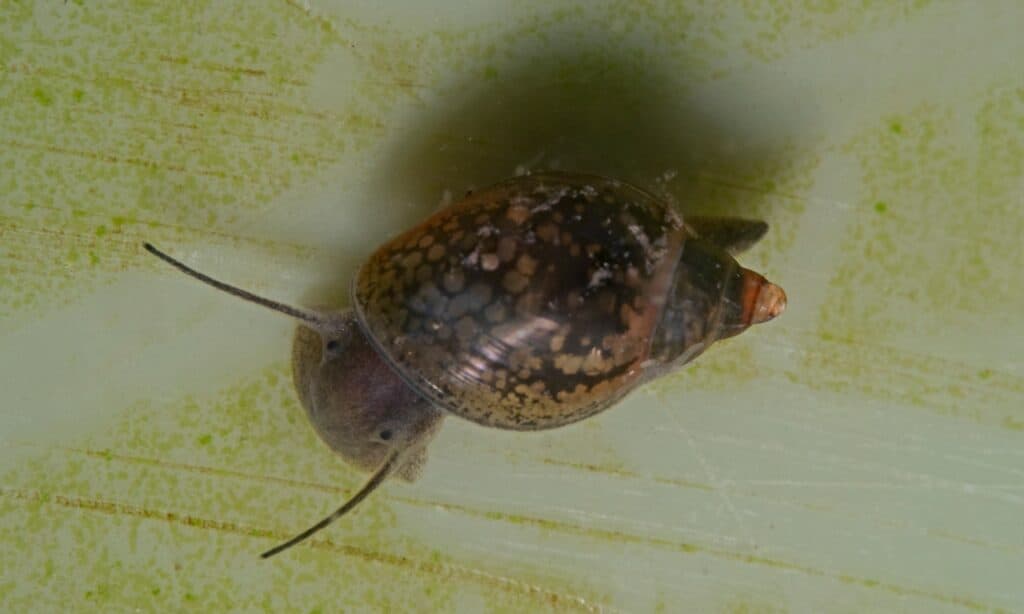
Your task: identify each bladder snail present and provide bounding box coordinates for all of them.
[145,171,786,558]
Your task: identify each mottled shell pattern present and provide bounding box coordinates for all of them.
[354,172,706,430]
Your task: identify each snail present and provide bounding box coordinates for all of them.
[144,171,786,558]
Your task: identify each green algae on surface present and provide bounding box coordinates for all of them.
[0,367,607,612]
[792,90,1024,430]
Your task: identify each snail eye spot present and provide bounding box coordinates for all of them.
[379,429,393,441]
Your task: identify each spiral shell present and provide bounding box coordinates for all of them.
[353,172,696,429]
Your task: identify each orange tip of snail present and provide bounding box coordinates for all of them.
[751,282,786,324]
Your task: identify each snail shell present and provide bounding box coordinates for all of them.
[353,172,784,430]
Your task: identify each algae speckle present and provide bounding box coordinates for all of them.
[31,88,54,106]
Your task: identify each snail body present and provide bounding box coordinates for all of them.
[144,171,785,557]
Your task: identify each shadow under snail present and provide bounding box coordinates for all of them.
[144,171,786,558]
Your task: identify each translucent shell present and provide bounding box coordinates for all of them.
[353,172,686,430]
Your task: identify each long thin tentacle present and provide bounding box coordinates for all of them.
[260,451,401,558]
[144,243,327,327]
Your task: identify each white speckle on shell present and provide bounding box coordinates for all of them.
[588,268,613,289]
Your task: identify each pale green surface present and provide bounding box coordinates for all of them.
[1,1,1022,612]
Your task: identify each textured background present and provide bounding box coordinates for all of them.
[2,1,1022,612]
